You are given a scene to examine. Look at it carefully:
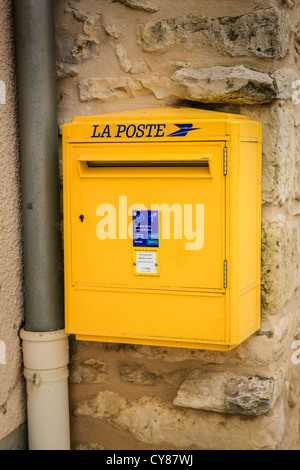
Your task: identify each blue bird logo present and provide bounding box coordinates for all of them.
[167,123,201,137]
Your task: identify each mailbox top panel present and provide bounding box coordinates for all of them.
[63,107,260,143]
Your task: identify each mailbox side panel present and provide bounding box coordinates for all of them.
[226,120,261,347]
[238,123,262,342]
[226,121,240,347]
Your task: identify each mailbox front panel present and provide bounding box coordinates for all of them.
[70,142,225,293]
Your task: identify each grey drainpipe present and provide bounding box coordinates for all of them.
[14,0,70,450]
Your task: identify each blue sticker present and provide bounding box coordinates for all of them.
[132,210,159,247]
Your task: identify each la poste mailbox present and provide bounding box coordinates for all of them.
[63,107,261,351]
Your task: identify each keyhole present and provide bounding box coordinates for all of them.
[79,214,84,222]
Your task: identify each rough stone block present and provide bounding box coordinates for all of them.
[137,8,290,59]
[65,5,103,38]
[69,357,108,384]
[272,68,300,103]
[79,77,145,101]
[56,5,103,79]
[113,50,150,76]
[105,24,121,39]
[173,371,276,416]
[261,216,298,315]
[237,104,296,205]
[112,0,158,13]
[170,66,277,104]
[287,368,300,408]
[56,62,79,79]
[118,362,159,385]
[115,44,132,72]
[224,376,276,416]
[281,0,297,7]
[295,22,300,55]
[56,35,100,70]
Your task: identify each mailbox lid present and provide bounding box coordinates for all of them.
[69,141,226,293]
[64,106,251,143]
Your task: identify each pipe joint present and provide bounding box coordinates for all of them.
[23,367,69,386]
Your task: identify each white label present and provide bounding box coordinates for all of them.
[136,251,156,274]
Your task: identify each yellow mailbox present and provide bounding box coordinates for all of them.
[63,107,261,350]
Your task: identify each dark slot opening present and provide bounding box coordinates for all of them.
[87,160,209,168]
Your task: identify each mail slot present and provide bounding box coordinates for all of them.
[63,107,262,350]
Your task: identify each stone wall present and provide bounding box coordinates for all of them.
[54,0,300,449]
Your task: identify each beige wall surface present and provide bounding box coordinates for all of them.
[54,0,300,450]
[0,0,26,442]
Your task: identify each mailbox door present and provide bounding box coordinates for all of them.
[69,141,226,294]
